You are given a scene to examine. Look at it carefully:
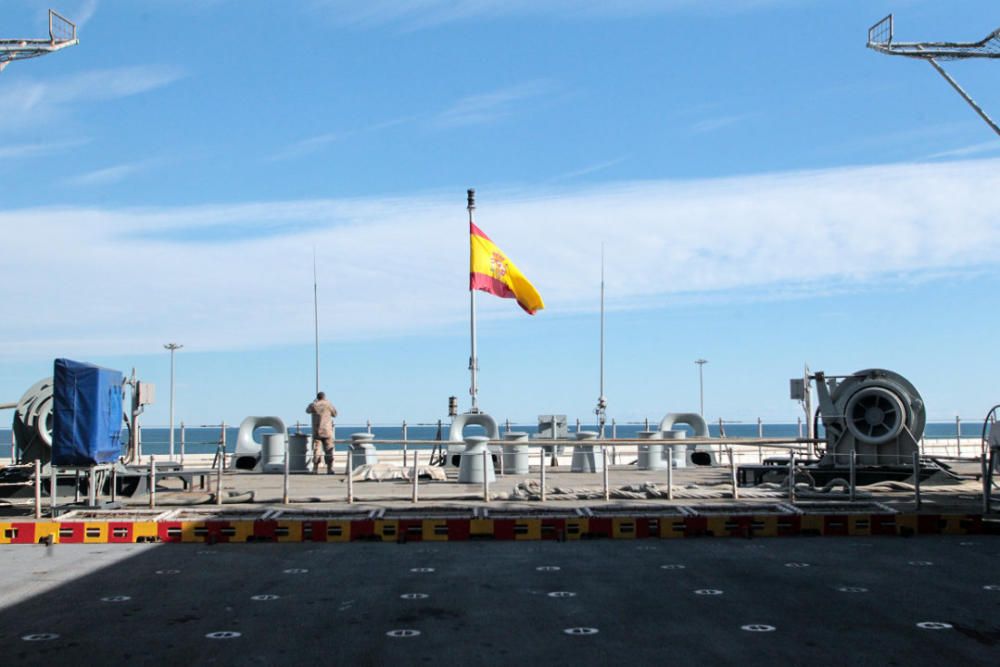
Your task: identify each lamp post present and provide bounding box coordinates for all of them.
[164,343,183,460]
[695,359,708,417]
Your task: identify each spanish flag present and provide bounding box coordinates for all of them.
[470,223,545,314]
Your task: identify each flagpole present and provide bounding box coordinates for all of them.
[468,188,479,413]
[597,243,607,438]
[313,246,320,395]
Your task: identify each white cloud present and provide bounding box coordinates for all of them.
[434,81,552,127]
[0,65,185,130]
[64,161,146,187]
[1,157,998,361]
[310,0,798,29]
[0,138,89,160]
[926,140,1000,160]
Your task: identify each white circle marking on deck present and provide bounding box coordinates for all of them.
[741,625,776,632]
[548,591,577,598]
[400,593,429,600]
[784,563,810,568]
[101,595,131,603]
[21,633,59,642]
[908,561,933,566]
[694,589,723,596]
[916,622,952,630]
[660,564,686,570]
[836,587,868,593]
[283,568,308,574]
[386,629,421,638]
[155,569,180,575]
[251,595,279,601]
[636,545,658,551]
[409,567,435,573]
[536,566,561,572]
[206,631,241,639]
[959,542,977,546]
[563,627,599,636]
[983,585,1000,591]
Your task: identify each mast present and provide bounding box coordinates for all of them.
[596,243,607,437]
[313,247,320,395]
[468,189,479,413]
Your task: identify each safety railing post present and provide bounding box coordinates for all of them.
[956,416,962,457]
[540,448,546,502]
[347,461,354,504]
[110,465,117,503]
[34,459,42,519]
[483,449,490,502]
[51,463,58,514]
[667,444,674,500]
[220,421,227,471]
[149,455,156,509]
[849,450,856,502]
[282,443,290,505]
[215,446,223,506]
[729,448,739,500]
[788,451,796,503]
[411,451,419,503]
[913,451,921,511]
[602,446,610,502]
[611,419,617,439]
[402,420,408,468]
[180,421,185,467]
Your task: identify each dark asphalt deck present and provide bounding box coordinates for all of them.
[2,537,999,665]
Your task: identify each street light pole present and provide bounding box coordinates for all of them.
[695,359,708,417]
[164,343,183,460]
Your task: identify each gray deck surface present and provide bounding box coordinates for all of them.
[2,537,999,665]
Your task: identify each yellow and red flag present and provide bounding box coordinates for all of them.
[469,223,545,314]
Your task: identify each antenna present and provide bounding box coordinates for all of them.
[867,14,1000,136]
[0,10,79,73]
[595,243,607,437]
[313,247,320,395]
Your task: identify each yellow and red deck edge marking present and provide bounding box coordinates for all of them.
[0,513,995,544]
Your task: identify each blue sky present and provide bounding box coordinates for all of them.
[1,0,999,427]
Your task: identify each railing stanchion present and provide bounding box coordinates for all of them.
[411,451,419,503]
[347,459,354,504]
[215,447,222,506]
[483,449,490,502]
[51,462,58,514]
[540,448,546,502]
[180,421,185,467]
[149,455,156,509]
[729,448,738,500]
[913,451,922,511]
[282,442,290,505]
[667,444,674,500]
[849,449,856,502]
[602,446,610,502]
[788,450,796,503]
[402,420,408,467]
[33,459,42,519]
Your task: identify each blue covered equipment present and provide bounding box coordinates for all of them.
[51,359,124,466]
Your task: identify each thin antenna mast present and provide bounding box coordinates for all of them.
[468,189,479,413]
[313,247,320,395]
[596,244,607,438]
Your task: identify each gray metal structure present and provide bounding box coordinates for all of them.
[0,9,78,73]
[812,368,926,468]
[867,14,1000,136]
[11,378,55,464]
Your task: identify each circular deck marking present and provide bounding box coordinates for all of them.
[784,563,810,568]
[983,585,1000,591]
[836,587,868,593]
[694,589,723,596]
[283,568,308,574]
[636,545,658,551]
[741,625,776,633]
[409,567,435,573]
[101,595,131,603]
[386,629,421,638]
[251,595,279,601]
[206,631,241,639]
[660,564,686,570]
[21,633,59,642]
[548,591,577,598]
[916,622,952,630]
[959,542,977,546]
[908,561,933,567]
[197,550,219,555]
[400,593,429,600]
[155,569,180,575]
[536,566,561,572]
[563,627,599,636]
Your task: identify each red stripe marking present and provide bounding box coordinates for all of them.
[823,515,849,536]
[350,520,375,541]
[158,521,182,543]
[108,522,133,543]
[493,519,515,540]
[11,522,36,544]
[470,222,492,241]
[447,519,470,541]
[60,522,84,543]
[542,518,566,541]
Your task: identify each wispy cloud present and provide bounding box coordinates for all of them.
[550,156,628,182]
[0,138,90,160]
[64,161,147,187]
[1,157,999,361]
[926,140,1000,160]
[690,114,748,134]
[269,117,412,161]
[311,0,798,29]
[72,0,100,28]
[0,65,186,130]
[434,81,552,127]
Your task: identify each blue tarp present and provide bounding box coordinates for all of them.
[51,359,123,466]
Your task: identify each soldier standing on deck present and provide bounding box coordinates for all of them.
[306,392,338,474]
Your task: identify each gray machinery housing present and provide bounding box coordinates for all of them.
[813,368,926,468]
[11,378,54,464]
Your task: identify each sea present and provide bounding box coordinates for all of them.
[0,419,986,460]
